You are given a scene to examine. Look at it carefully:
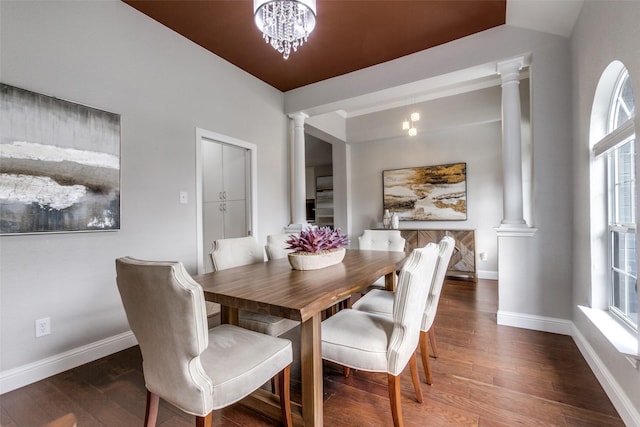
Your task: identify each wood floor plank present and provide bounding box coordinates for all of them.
[48,370,141,426]
[1,386,50,426]
[0,279,625,427]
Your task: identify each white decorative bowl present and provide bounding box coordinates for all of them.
[288,247,346,270]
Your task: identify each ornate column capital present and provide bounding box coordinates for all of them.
[497,57,526,84]
[289,112,308,127]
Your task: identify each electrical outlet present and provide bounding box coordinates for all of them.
[35,317,51,338]
[179,191,188,204]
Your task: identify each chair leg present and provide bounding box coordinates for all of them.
[419,331,433,385]
[324,305,338,318]
[326,297,352,318]
[144,391,160,427]
[387,373,404,427]
[195,413,213,427]
[428,327,438,358]
[278,366,293,427]
[409,352,423,403]
[42,413,77,427]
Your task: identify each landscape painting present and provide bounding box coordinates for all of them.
[383,163,467,221]
[0,84,120,234]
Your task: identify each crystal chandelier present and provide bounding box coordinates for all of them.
[254,0,317,60]
[402,112,420,136]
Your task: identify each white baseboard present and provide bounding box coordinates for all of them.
[478,270,498,280]
[572,324,640,427]
[497,310,573,335]
[0,331,137,394]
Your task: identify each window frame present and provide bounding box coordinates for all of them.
[602,67,637,331]
[606,136,637,330]
[586,62,639,362]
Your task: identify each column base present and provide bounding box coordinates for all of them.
[500,218,527,225]
[495,223,537,237]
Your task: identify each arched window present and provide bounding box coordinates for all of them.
[592,63,637,330]
[610,70,635,131]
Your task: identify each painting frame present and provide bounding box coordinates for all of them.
[0,83,121,235]
[383,162,467,221]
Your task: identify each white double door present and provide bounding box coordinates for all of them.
[202,138,251,272]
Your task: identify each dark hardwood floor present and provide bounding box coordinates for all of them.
[1,279,625,426]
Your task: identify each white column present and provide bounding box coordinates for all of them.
[287,112,308,230]
[497,58,528,228]
[495,58,537,327]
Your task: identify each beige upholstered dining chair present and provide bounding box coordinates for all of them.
[211,236,299,337]
[358,229,406,290]
[205,235,267,324]
[115,257,293,427]
[265,233,296,261]
[321,244,440,427]
[210,236,265,270]
[352,236,455,384]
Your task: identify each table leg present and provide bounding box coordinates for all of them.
[220,306,239,325]
[300,313,323,426]
[384,270,397,292]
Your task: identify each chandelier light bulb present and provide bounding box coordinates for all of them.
[401,110,421,136]
[254,0,317,60]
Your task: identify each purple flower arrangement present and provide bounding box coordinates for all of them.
[286,226,349,254]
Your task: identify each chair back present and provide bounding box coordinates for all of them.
[210,236,265,271]
[358,229,405,252]
[422,236,455,331]
[387,244,439,375]
[265,233,296,260]
[115,257,213,416]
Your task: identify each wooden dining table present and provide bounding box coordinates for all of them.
[192,249,407,427]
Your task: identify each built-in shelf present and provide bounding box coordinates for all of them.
[315,176,333,228]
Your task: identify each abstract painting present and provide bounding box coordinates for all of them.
[383,163,467,221]
[0,84,120,234]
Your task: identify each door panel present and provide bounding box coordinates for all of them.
[223,144,247,202]
[224,200,247,239]
[200,137,252,273]
[197,129,256,274]
[203,201,224,273]
[202,140,223,203]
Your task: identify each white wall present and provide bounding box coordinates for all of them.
[571,1,640,423]
[497,33,573,322]
[347,86,504,275]
[0,0,289,391]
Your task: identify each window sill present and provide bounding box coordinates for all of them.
[579,305,640,367]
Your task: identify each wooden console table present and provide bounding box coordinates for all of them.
[399,229,477,282]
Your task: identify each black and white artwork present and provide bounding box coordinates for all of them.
[0,84,120,234]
